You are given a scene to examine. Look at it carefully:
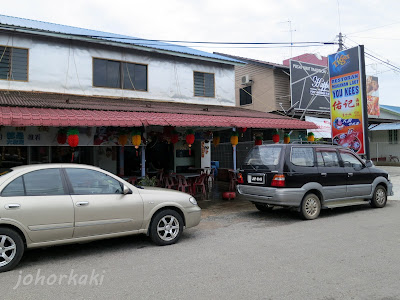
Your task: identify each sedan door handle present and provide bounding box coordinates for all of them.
[76,201,89,207]
[321,173,327,177]
[348,173,354,177]
[5,204,20,209]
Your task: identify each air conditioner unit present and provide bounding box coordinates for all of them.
[241,74,252,85]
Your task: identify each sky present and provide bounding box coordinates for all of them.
[2,0,399,106]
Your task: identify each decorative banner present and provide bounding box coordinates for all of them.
[366,75,380,116]
[328,46,367,154]
[305,116,331,138]
[290,60,330,112]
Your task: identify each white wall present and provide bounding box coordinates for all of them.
[0,33,235,106]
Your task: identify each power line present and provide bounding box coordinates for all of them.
[0,24,336,46]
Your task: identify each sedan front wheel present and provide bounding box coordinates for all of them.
[0,228,24,273]
[150,210,183,246]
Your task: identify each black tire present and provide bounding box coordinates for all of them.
[300,193,321,220]
[150,209,183,246]
[370,185,387,208]
[0,228,24,273]
[254,203,274,212]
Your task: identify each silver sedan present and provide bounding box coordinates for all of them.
[0,164,201,272]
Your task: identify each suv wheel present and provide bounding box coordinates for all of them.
[300,193,321,220]
[150,209,183,246]
[0,228,24,273]
[254,204,273,212]
[370,185,387,208]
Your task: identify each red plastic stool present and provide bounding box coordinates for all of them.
[222,191,236,200]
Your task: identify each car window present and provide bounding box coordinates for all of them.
[65,168,123,194]
[244,146,282,166]
[1,176,25,197]
[316,150,340,167]
[340,151,363,169]
[24,169,65,196]
[291,147,314,167]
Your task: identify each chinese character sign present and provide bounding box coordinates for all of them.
[329,46,366,154]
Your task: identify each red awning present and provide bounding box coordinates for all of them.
[0,106,317,129]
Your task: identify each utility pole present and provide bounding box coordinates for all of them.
[337,32,343,51]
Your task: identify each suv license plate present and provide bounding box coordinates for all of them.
[250,175,265,184]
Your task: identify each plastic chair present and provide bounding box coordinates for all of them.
[205,167,215,188]
[192,173,207,196]
[155,169,165,187]
[127,176,137,185]
[164,175,178,190]
[176,175,192,194]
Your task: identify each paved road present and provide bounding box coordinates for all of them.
[2,198,400,300]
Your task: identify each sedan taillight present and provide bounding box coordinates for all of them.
[271,174,285,187]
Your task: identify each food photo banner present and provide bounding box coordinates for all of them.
[328,46,367,155]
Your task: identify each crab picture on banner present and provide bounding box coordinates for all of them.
[333,128,361,152]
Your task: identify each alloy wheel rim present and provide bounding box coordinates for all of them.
[305,198,318,216]
[157,215,180,241]
[0,235,17,267]
[376,189,386,205]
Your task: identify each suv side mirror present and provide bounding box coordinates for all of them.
[365,160,374,168]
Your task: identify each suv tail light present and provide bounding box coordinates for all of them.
[271,174,285,187]
[237,173,244,184]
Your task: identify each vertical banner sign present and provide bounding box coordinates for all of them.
[328,46,367,155]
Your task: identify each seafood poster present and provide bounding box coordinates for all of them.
[328,46,366,154]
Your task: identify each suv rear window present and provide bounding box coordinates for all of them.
[243,146,282,166]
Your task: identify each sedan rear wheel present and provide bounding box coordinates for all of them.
[150,210,183,246]
[0,228,24,273]
[300,193,321,220]
[370,185,387,208]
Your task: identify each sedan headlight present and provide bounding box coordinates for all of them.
[189,197,198,205]
[388,174,391,182]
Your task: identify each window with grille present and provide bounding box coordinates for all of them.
[93,58,147,91]
[389,130,398,144]
[0,46,28,81]
[240,86,252,105]
[194,71,215,97]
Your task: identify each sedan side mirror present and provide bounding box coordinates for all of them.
[365,160,374,168]
[123,185,132,195]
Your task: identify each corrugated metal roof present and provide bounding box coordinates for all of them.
[0,91,291,118]
[369,122,400,131]
[0,14,241,64]
[0,106,317,129]
[215,52,288,69]
[0,91,317,129]
[380,105,400,115]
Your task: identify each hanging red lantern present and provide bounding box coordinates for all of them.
[186,129,195,155]
[255,136,263,146]
[67,129,79,162]
[272,129,280,143]
[239,127,247,137]
[171,130,179,145]
[57,129,67,145]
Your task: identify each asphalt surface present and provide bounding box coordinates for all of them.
[2,166,400,300]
